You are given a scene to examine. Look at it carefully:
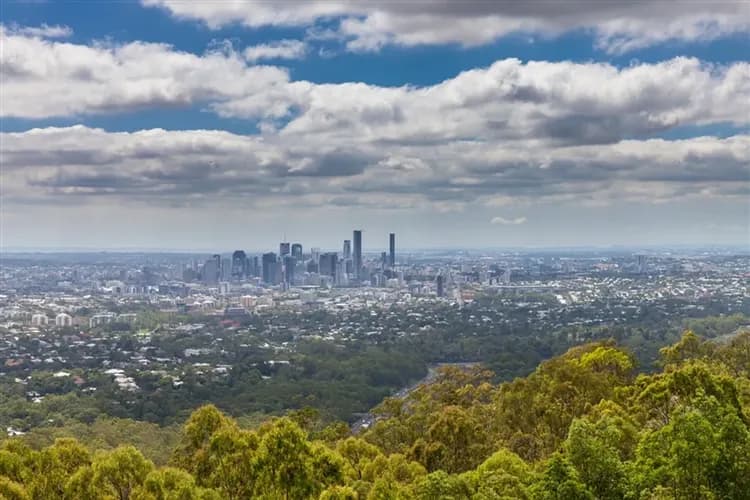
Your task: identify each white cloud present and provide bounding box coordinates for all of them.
[3,23,72,38]
[141,0,750,54]
[491,216,527,225]
[3,28,748,145]
[244,39,307,62]
[0,29,289,118]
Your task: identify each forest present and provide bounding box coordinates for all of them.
[1,329,748,499]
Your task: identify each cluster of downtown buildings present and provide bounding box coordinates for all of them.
[189,230,400,289]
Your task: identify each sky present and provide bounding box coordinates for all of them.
[1,1,749,251]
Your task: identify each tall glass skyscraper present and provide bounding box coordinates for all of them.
[389,233,395,267]
[353,230,362,280]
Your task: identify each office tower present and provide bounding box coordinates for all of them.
[279,242,291,257]
[212,254,221,281]
[637,254,647,274]
[202,257,219,285]
[231,250,247,280]
[343,240,351,260]
[503,268,512,284]
[283,255,296,284]
[262,252,277,284]
[291,243,303,260]
[319,252,338,278]
[436,275,445,297]
[389,233,395,267]
[335,260,347,286]
[182,267,197,282]
[306,259,319,273]
[222,259,232,281]
[381,251,387,269]
[310,247,321,263]
[353,230,362,280]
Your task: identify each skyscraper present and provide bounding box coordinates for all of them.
[262,252,277,284]
[319,252,338,278]
[389,233,395,267]
[353,230,362,280]
[436,275,445,297]
[283,255,296,284]
[343,240,351,260]
[201,257,219,285]
[231,250,247,280]
[636,254,647,274]
[291,243,303,260]
[279,242,291,257]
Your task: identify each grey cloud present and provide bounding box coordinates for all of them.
[535,114,674,145]
[284,150,378,177]
[3,127,749,212]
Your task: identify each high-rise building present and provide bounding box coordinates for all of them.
[353,230,362,280]
[436,275,445,297]
[319,252,338,278]
[279,242,291,257]
[213,254,221,281]
[310,247,321,264]
[636,254,647,274]
[202,256,220,285]
[381,252,387,269]
[283,255,296,284]
[262,252,278,284]
[343,240,351,260]
[291,243,303,260]
[251,256,259,277]
[389,233,395,267]
[231,250,247,280]
[306,259,319,273]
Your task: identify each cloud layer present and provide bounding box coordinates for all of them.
[3,125,747,215]
[142,0,750,53]
[3,27,749,144]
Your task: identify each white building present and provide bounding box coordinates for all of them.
[55,312,73,327]
[89,312,117,328]
[117,313,137,323]
[240,295,256,308]
[31,314,49,326]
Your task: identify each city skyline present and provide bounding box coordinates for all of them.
[1,2,749,249]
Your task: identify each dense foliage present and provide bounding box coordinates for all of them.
[2,330,748,499]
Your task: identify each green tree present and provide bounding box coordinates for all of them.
[0,477,30,500]
[254,417,331,499]
[92,446,155,500]
[564,419,626,499]
[529,453,594,500]
[29,437,91,499]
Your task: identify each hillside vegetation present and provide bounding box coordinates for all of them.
[1,330,748,499]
